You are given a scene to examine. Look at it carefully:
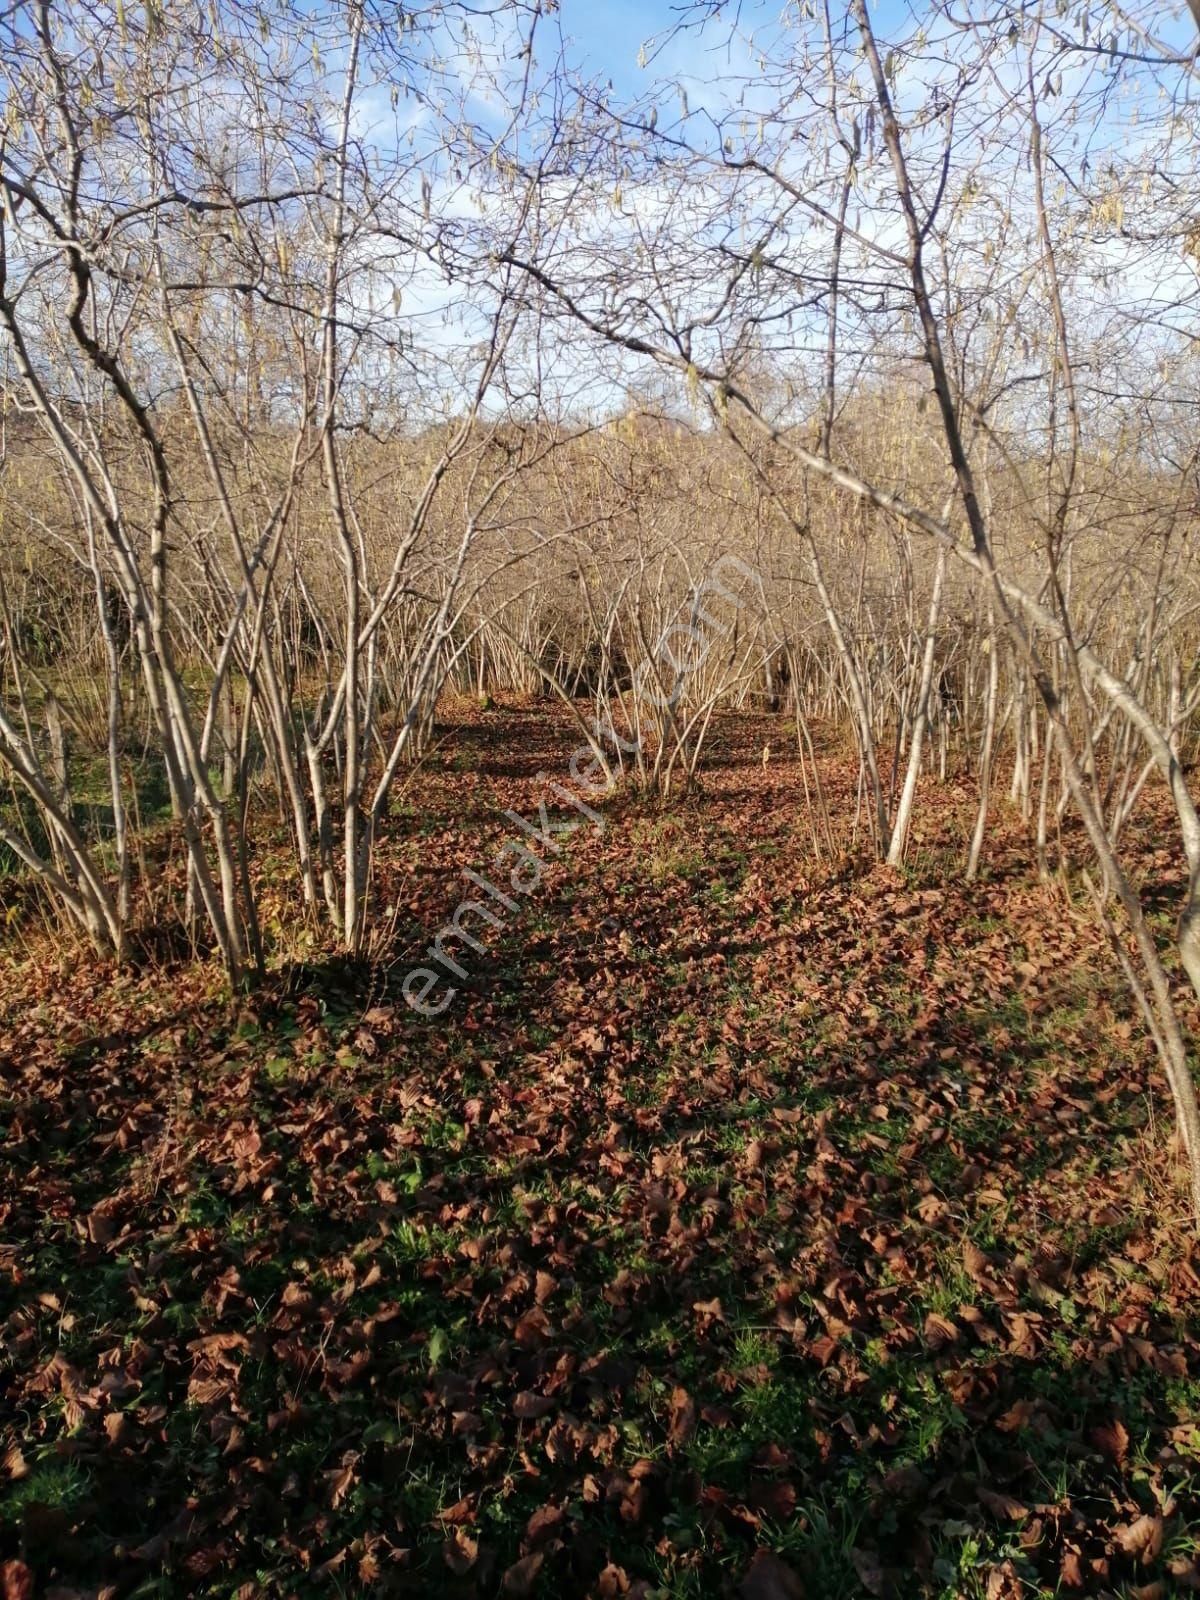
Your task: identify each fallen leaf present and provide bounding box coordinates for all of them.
[502,1551,545,1595]
[1,1564,33,1600]
[512,1390,556,1420]
[325,1459,357,1508]
[525,1502,563,1546]
[882,1463,927,1501]
[994,1399,1036,1432]
[1089,1418,1129,1469]
[739,1548,804,1600]
[850,1547,886,1596]
[747,1480,797,1520]
[439,1495,476,1525]
[443,1530,478,1576]
[1060,1547,1086,1588]
[985,1561,1023,1600]
[978,1486,1029,1523]
[923,1310,960,1348]
[534,1270,557,1304]
[668,1385,696,1447]
[1116,1514,1164,1564]
[693,1297,726,1322]
[963,1239,990,1281]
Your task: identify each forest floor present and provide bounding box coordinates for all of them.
[2,703,1200,1600]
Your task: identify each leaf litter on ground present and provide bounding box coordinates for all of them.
[2,704,1200,1598]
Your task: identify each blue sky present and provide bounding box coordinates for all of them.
[551,0,1200,106]
[557,0,748,84]
[546,0,787,103]
[551,0,911,92]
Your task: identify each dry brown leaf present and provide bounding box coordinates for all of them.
[923,1311,960,1349]
[1059,1547,1086,1589]
[512,1390,556,1420]
[668,1385,696,1447]
[693,1297,726,1322]
[438,1495,476,1525]
[985,1561,1023,1600]
[525,1502,563,1547]
[325,1460,357,1509]
[850,1547,886,1596]
[739,1548,805,1600]
[1089,1418,1130,1469]
[978,1486,1029,1523]
[994,1399,1037,1433]
[882,1463,927,1501]
[746,1480,797,1520]
[534,1270,557,1305]
[963,1239,991,1282]
[0,1564,33,1600]
[806,1335,840,1367]
[502,1552,545,1596]
[443,1530,479,1576]
[1116,1514,1164,1564]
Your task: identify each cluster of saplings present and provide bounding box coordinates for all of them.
[3,0,1200,1207]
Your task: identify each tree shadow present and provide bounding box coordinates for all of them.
[3,720,1197,1599]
